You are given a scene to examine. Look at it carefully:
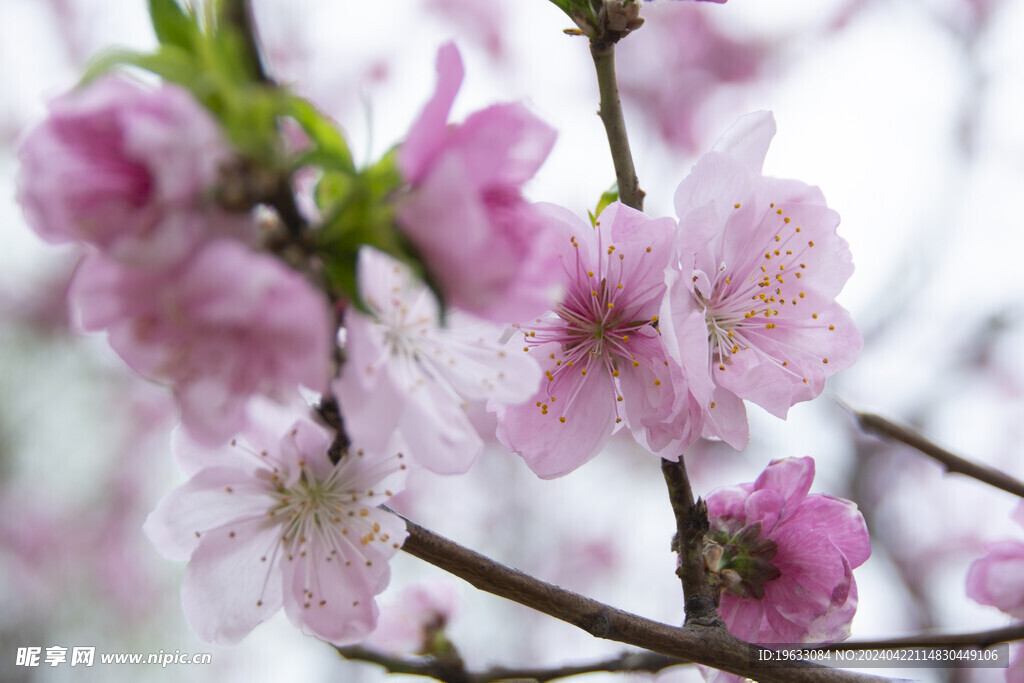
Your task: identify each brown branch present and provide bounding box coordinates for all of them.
[831,621,1024,650]
[843,404,1024,499]
[397,513,888,682]
[661,458,722,626]
[590,39,644,211]
[336,647,685,683]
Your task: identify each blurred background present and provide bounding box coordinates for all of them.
[2,0,1024,681]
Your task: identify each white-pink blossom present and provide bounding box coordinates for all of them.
[70,239,333,446]
[333,247,542,475]
[144,403,408,646]
[662,111,861,449]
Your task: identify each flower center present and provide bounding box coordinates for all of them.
[704,518,781,600]
[696,200,834,379]
[519,235,665,424]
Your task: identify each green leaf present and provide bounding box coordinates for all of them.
[547,0,572,15]
[285,97,354,173]
[148,0,196,50]
[595,183,619,217]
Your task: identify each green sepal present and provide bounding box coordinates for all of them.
[80,46,198,88]
[314,150,428,312]
[148,0,197,51]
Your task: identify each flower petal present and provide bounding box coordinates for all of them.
[181,518,283,644]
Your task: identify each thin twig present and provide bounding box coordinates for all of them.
[833,621,1024,650]
[590,39,644,211]
[397,513,887,682]
[661,457,722,626]
[841,402,1024,499]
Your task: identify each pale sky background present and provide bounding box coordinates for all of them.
[2,1,1024,682]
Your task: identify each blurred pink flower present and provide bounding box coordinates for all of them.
[425,0,507,60]
[70,239,333,446]
[662,111,861,449]
[17,76,246,268]
[398,42,562,323]
[494,202,703,479]
[619,3,760,153]
[967,502,1024,619]
[364,579,461,656]
[334,247,542,475]
[144,403,408,646]
[704,457,870,645]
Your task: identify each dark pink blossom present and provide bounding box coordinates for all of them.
[704,457,870,644]
[495,202,703,479]
[17,76,246,268]
[70,240,333,446]
[398,43,562,323]
[662,111,861,449]
[145,402,408,646]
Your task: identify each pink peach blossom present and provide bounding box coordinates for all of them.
[662,111,861,449]
[334,247,542,475]
[966,503,1024,683]
[494,202,704,479]
[967,502,1024,619]
[17,76,246,268]
[398,42,562,323]
[364,579,461,656]
[620,3,758,152]
[70,239,333,446]
[704,457,870,644]
[144,403,408,646]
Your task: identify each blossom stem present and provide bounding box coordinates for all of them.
[661,457,722,627]
[843,405,1024,499]
[590,40,644,211]
[397,512,885,682]
[219,0,308,238]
